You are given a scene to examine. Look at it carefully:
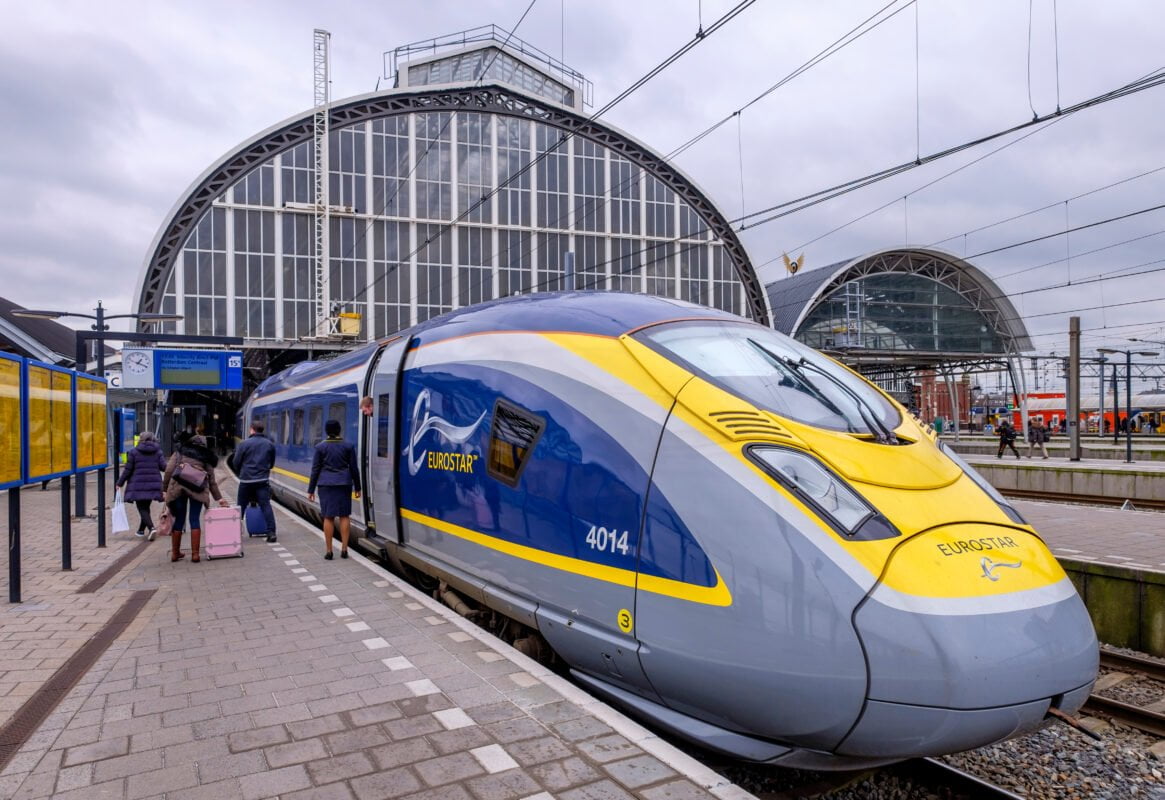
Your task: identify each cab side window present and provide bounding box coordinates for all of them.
[376,394,391,458]
[487,398,545,488]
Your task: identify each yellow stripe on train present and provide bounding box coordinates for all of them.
[400,508,733,607]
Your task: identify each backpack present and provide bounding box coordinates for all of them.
[173,460,209,492]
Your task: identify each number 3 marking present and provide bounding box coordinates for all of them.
[617,609,633,634]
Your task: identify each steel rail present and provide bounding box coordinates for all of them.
[1099,647,1165,682]
[890,758,1027,799]
[1083,694,1165,738]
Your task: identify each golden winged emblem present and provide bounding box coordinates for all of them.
[782,252,804,275]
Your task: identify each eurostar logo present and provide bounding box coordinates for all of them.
[980,556,1023,581]
[405,388,485,476]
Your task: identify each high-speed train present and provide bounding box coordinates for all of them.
[240,292,1098,769]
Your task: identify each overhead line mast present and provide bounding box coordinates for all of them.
[313,28,331,339]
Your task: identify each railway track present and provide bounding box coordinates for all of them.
[999,487,1165,511]
[1085,647,1165,737]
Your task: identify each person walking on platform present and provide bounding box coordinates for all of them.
[230,419,278,542]
[997,420,1021,459]
[115,431,167,540]
[1026,419,1049,459]
[163,434,229,563]
[308,419,361,560]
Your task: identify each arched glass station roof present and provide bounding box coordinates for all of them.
[133,28,768,361]
[765,248,1033,381]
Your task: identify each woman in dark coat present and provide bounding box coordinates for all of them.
[162,434,229,563]
[115,431,167,539]
[308,419,361,560]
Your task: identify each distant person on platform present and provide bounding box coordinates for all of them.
[308,419,361,560]
[115,431,167,540]
[1026,419,1050,459]
[996,420,1021,459]
[230,420,278,543]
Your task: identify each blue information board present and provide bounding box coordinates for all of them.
[122,349,243,391]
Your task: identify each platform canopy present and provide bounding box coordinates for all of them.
[765,248,1033,381]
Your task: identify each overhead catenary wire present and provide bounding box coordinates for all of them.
[345,0,760,314]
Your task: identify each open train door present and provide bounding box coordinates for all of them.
[363,336,409,545]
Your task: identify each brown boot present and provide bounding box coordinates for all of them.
[171,531,185,562]
[190,528,201,563]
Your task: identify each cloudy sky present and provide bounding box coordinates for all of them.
[4,0,1164,384]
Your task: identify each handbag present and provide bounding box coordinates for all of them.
[156,506,173,538]
[173,460,209,492]
[111,489,131,534]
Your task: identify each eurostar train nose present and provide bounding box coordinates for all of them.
[838,524,1098,759]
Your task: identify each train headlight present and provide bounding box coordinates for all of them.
[938,441,1028,525]
[748,446,899,540]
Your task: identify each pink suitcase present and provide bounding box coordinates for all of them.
[202,507,244,560]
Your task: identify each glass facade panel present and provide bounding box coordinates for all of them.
[162,103,749,343]
[797,275,1006,353]
[408,49,575,107]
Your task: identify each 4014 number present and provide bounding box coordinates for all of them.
[586,525,630,555]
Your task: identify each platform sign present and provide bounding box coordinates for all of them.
[75,374,108,472]
[0,352,23,489]
[25,361,74,482]
[122,348,243,391]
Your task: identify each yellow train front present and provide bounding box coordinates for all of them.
[250,292,1099,769]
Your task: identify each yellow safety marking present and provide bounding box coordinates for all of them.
[272,465,309,484]
[401,508,733,607]
[617,609,634,633]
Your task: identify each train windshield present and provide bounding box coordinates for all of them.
[640,321,901,436]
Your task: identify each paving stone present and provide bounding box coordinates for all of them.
[464,769,542,800]
[62,735,130,766]
[467,702,525,725]
[576,734,640,764]
[486,716,549,744]
[603,755,678,789]
[639,780,719,800]
[264,736,329,767]
[126,763,199,799]
[92,749,164,782]
[285,782,357,800]
[53,763,94,794]
[526,699,586,725]
[168,777,245,800]
[529,757,604,792]
[287,711,350,740]
[507,735,576,766]
[239,763,311,800]
[558,779,639,800]
[326,723,392,752]
[350,766,424,800]
[306,750,376,784]
[52,777,128,800]
[348,701,405,727]
[428,725,494,754]
[399,785,474,800]
[385,713,444,740]
[227,723,290,752]
[414,750,487,786]
[195,748,267,784]
[370,736,438,770]
[553,715,615,742]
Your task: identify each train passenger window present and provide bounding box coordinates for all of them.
[292,409,304,445]
[486,398,545,488]
[328,402,346,434]
[376,394,391,458]
[282,411,291,444]
[309,406,323,443]
[270,410,283,443]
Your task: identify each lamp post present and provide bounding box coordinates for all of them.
[1095,356,1108,439]
[12,301,181,548]
[1097,348,1159,463]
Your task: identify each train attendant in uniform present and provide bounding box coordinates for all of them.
[115,431,167,540]
[308,419,361,560]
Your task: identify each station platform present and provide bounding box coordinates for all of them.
[0,472,750,800]
[961,452,1165,505]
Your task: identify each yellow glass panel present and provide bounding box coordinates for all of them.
[0,359,21,485]
[50,371,72,474]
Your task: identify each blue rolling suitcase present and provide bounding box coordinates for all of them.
[244,504,267,538]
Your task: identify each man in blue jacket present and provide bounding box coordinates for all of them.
[231,420,278,542]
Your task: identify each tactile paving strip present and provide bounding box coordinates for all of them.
[0,588,157,773]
